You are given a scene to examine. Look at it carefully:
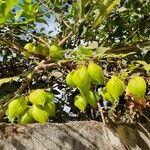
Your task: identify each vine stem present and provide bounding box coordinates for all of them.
[97,103,113,150]
[97,103,106,126]
[58,31,73,46]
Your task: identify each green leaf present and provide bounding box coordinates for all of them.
[77,0,86,19]
[0,13,5,24]
[31,105,49,124]
[74,94,87,111]
[127,76,146,98]
[72,67,91,96]
[93,0,121,28]
[106,76,125,100]
[4,0,19,16]
[0,76,20,86]
[136,61,150,75]
[87,62,104,85]
[28,89,48,106]
[86,91,97,109]
[15,9,23,21]
[7,97,27,119]
[77,46,93,56]
[36,17,48,25]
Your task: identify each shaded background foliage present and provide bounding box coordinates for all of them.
[0,0,150,123]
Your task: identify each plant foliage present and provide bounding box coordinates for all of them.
[0,0,149,124]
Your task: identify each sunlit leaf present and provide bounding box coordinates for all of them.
[0,76,20,86]
[93,0,121,28]
[4,0,19,16]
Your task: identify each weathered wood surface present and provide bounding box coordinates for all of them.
[0,121,149,150]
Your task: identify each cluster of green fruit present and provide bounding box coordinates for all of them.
[66,62,147,111]
[24,43,63,61]
[6,89,55,124]
[101,75,147,105]
[66,62,104,111]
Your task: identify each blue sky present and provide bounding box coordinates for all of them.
[35,15,59,36]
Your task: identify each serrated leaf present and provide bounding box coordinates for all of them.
[87,62,104,85]
[7,97,27,119]
[31,105,49,124]
[74,94,87,111]
[127,76,146,98]
[28,89,48,106]
[106,76,125,100]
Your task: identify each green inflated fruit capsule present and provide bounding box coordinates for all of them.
[87,62,104,85]
[72,67,90,96]
[44,101,55,117]
[19,108,34,124]
[66,71,76,88]
[24,43,36,53]
[24,43,34,51]
[106,76,125,100]
[45,92,54,103]
[127,76,146,98]
[7,97,27,119]
[24,43,34,57]
[31,105,49,124]
[28,89,48,106]
[37,44,49,56]
[86,91,97,109]
[49,44,63,61]
[74,94,87,111]
[100,88,115,103]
